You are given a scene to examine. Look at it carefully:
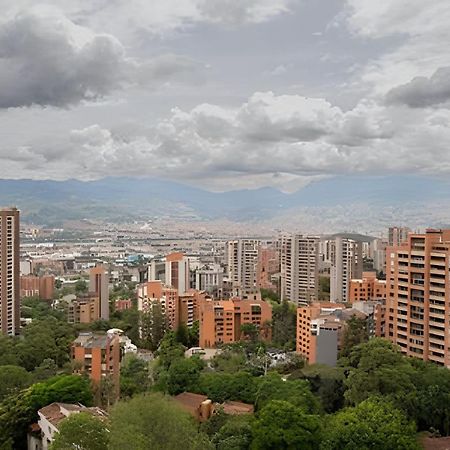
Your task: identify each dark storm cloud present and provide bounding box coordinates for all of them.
[0,11,202,108]
[386,67,450,108]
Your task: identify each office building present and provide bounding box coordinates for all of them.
[280,235,319,304]
[0,207,20,335]
[330,237,363,303]
[384,229,450,367]
[349,271,386,303]
[199,297,272,348]
[225,240,260,295]
[89,265,109,321]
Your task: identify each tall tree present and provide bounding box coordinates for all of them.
[320,398,420,450]
[251,400,321,450]
[108,393,213,450]
[50,412,109,450]
[339,315,369,358]
[140,301,168,351]
[0,366,31,401]
[271,301,296,350]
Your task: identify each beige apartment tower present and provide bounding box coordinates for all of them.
[0,208,20,335]
[330,237,363,303]
[384,229,450,367]
[280,235,319,304]
[225,240,260,295]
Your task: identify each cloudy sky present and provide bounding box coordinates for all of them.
[0,0,449,192]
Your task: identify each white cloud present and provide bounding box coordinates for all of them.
[0,0,292,40]
[344,0,450,94]
[3,90,450,190]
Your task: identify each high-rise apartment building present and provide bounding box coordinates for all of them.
[165,252,190,295]
[0,208,20,335]
[388,226,410,247]
[199,297,272,348]
[280,235,319,304]
[330,237,363,303]
[256,246,280,293]
[225,240,260,295]
[384,229,450,367]
[89,265,109,321]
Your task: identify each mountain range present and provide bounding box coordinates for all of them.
[0,175,449,229]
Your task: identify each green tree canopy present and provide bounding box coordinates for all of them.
[320,398,421,450]
[120,354,151,399]
[140,302,168,351]
[197,371,257,404]
[50,412,109,450]
[0,375,92,449]
[166,357,203,395]
[271,301,296,350]
[108,393,213,450]
[212,415,254,450]
[0,366,32,402]
[255,373,320,413]
[342,339,416,409]
[339,315,369,358]
[251,400,321,450]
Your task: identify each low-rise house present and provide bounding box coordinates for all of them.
[28,402,107,450]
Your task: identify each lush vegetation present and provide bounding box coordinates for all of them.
[4,293,450,449]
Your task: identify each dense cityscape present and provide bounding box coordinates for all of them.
[2,0,450,448]
[0,206,449,449]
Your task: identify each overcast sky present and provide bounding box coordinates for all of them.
[0,0,449,192]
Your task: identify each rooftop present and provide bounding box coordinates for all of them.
[38,402,107,428]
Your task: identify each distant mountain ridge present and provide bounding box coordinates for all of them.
[0,175,449,226]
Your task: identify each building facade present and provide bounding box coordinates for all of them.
[72,332,121,399]
[165,252,190,295]
[138,280,178,329]
[256,246,280,293]
[20,274,55,300]
[383,229,450,367]
[348,271,386,303]
[296,303,345,365]
[0,207,20,335]
[225,240,260,295]
[68,295,100,324]
[199,297,272,348]
[194,264,224,297]
[89,265,109,321]
[280,234,319,304]
[330,237,363,303]
[388,226,411,247]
